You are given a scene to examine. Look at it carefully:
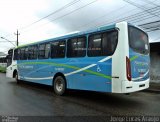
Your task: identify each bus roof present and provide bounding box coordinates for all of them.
[17,23,120,49]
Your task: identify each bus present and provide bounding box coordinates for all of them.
[6,22,150,95]
[0,56,7,72]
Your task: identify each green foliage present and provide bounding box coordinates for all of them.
[0,66,6,73]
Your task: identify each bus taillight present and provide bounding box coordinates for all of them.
[126,56,131,81]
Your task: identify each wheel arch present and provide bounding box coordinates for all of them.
[13,69,18,78]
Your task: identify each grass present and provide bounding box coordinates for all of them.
[0,66,6,73]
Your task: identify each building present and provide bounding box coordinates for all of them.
[150,42,160,83]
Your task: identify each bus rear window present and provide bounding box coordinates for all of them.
[128,26,149,54]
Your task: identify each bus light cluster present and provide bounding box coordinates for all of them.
[126,56,131,81]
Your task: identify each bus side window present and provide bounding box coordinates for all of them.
[17,49,20,60]
[67,36,86,58]
[88,30,118,57]
[77,37,86,57]
[38,43,50,59]
[20,48,25,60]
[51,40,66,58]
[88,34,102,57]
[28,45,38,60]
[24,47,28,60]
[13,49,19,60]
[28,46,33,59]
[103,31,118,56]
[38,44,45,59]
[33,45,38,59]
[45,43,51,59]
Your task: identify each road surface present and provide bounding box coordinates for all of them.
[0,73,159,117]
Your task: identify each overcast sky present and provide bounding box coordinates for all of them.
[0,0,160,53]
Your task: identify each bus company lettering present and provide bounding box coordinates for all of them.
[138,69,147,73]
[55,68,64,71]
[19,65,33,69]
[134,61,148,66]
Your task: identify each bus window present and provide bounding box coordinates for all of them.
[24,47,28,60]
[6,49,13,66]
[88,34,102,56]
[13,49,19,60]
[18,49,21,60]
[103,31,118,55]
[38,44,45,59]
[67,36,86,58]
[28,46,34,59]
[51,40,66,58]
[128,26,149,54]
[19,48,26,60]
[88,30,118,57]
[28,45,38,60]
[33,45,38,59]
[0,57,7,63]
[45,43,51,59]
[38,43,50,59]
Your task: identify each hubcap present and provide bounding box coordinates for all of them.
[56,79,63,92]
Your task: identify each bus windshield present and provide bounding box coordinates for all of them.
[6,49,13,67]
[128,26,149,55]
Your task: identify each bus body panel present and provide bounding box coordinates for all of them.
[111,22,128,93]
[121,79,149,93]
[129,49,150,82]
[112,22,150,93]
[17,56,112,92]
[6,55,17,78]
[122,25,150,93]
[65,57,112,92]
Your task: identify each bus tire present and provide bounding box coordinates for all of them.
[54,76,66,96]
[15,72,20,84]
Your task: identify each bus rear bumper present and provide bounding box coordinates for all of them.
[120,79,150,93]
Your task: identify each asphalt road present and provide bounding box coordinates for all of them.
[0,73,160,117]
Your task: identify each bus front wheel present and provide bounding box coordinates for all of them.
[15,72,20,84]
[54,76,66,96]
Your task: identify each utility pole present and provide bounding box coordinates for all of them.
[14,30,20,46]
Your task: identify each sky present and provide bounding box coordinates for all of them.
[0,0,72,53]
[0,0,159,53]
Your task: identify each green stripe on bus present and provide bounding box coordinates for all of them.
[130,55,138,61]
[130,53,148,62]
[84,69,111,79]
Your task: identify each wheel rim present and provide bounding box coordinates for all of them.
[55,79,63,92]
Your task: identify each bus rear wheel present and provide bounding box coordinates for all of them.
[54,76,66,96]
